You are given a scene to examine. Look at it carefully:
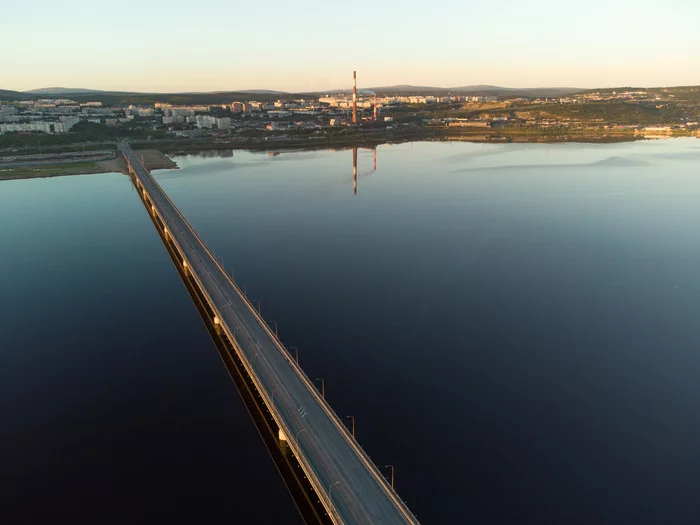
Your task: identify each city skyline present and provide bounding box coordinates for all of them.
[3,0,699,93]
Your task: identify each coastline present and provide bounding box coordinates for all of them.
[1,131,696,182]
[0,149,176,182]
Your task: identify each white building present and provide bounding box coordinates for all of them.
[60,116,80,131]
[216,117,231,130]
[0,122,52,134]
[163,115,185,125]
[195,115,217,129]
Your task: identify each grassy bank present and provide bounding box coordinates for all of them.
[0,162,107,181]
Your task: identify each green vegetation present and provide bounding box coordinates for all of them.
[0,122,166,151]
[0,162,102,180]
[62,92,297,106]
[384,97,699,127]
[659,86,700,104]
[0,89,26,101]
[531,102,688,125]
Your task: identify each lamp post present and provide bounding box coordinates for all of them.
[270,320,278,337]
[255,300,261,314]
[346,416,355,438]
[328,481,341,504]
[314,378,325,399]
[385,465,395,489]
[295,428,306,444]
[289,346,299,364]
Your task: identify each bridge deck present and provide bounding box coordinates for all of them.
[119,143,419,525]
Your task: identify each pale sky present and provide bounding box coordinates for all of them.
[2,0,699,93]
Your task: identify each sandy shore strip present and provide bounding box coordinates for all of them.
[0,149,178,182]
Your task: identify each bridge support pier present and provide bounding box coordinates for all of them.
[278,428,289,456]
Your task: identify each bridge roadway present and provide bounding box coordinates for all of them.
[119,143,420,525]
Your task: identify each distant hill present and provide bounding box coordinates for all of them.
[370,85,584,98]
[450,84,504,91]
[237,89,288,95]
[0,89,28,101]
[18,85,584,101]
[4,84,695,105]
[38,90,302,105]
[371,85,446,92]
[24,87,289,97]
[25,87,105,95]
[0,88,296,105]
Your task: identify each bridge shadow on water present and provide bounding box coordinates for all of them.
[129,172,333,525]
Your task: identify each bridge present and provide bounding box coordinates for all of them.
[119,143,420,525]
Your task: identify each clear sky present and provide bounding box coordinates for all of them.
[3,0,699,93]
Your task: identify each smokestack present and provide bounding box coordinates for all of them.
[374,93,377,121]
[352,71,357,125]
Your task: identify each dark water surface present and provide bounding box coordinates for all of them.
[2,139,700,524]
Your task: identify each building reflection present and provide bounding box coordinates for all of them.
[185,149,235,158]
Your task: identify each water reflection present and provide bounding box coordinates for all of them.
[156,139,700,525]
[352,146,377,195]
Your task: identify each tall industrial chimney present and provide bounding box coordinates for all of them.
[374,93,377,121]
[352,71,357,125]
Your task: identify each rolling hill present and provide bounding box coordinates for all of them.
[0,89,28,101]
[24,87,105,95]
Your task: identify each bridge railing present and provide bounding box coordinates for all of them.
[124,152,345,522]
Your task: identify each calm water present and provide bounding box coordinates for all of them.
[2,139,700,524]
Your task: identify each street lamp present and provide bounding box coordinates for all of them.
[270,320,278,337]
[385,465,395,489]
[289,346,299,364]
[255,300,261,314]
[295,428,307,444]
[314,378,325,399]
[328,481,341,504]
[345,416,355,438]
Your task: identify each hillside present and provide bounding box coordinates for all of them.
[3,85,697,108]
[25,87,104,95]
[0,89,27,101]
[31,91,302,105]
[369,85,584,98]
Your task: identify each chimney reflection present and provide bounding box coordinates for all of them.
[351,147,378,196]
[353,147,358,195]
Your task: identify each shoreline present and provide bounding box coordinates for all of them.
[0,149,176,182]
[1,132,696,182]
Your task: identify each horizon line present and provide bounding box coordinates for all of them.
[5,83,699,96]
